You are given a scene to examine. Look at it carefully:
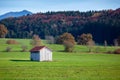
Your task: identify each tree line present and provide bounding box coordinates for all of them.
[0,8,120,45]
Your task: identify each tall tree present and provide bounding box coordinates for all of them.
[0,24,8,38]
[56,32,75,52]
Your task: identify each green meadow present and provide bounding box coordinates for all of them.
[0,39,120,80]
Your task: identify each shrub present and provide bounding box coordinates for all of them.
[95,47,101,53]
[114,48,120,54]
[21,45,28,52]
[107,51,113,54]
[6,40,18,44]
[5,46,12,52]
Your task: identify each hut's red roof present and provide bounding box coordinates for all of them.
[30,46,52,52]
[30,46,45,52]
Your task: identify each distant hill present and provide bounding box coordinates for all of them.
[0,10,32,20]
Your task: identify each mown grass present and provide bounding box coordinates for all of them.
[0,38,120,80]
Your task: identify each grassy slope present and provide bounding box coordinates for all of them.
[0,39,120,80]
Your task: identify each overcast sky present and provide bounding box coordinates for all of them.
[0,0,120,15]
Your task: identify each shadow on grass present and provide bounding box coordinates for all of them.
[57,50,81,53]
[10,59,32,62]
[57,50,65,52]
[10,59,61,62]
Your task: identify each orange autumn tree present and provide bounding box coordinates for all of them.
[0,24,8,38]
[57,32,75,52]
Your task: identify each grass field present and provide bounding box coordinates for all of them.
[0,38,120,80]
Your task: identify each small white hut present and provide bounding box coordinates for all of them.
[30,46,52,61]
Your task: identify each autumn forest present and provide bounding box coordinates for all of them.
[0,8,120,45]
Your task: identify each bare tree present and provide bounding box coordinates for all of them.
[87,40,95,53]
[104,40,107,47]
[45,36,55,44]
[114,39,119,47]
[30,34,41,47]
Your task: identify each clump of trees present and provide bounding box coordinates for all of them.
[77,33,93,45]
[30,34,41,47]
[56,32,75,52]
[77,33,95,52]
[0,24,8,38]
